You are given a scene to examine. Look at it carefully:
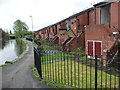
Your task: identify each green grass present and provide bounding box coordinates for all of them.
[32,66,41,80]
[41,52,70,62]
[0,64,7,67]
[32,66,70,88]
[33,39,119,88]
[41,52,87,63]
[41,60,119,88]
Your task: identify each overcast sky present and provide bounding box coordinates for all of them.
[0,0,103,32]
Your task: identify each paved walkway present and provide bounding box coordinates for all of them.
[1,40,50,88]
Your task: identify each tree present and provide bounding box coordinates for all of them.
[13,19,29,38]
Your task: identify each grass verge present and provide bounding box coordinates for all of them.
[32,66,71,88]
[41,52,87,63]
[41,60,119,88]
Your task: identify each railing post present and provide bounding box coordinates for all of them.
[118,40,120,89]
[34,47,35,66]
[39,51,42,79]
[37,48,42,79]
[95,55,98,90]
[34,47,36,66]
[34,47,43,79]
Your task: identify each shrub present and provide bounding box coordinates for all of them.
[5,61,13,64]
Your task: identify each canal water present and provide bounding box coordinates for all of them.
[0,39,26,65]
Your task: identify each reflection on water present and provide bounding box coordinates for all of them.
[0,39,9,50]
[15,39,26,56]
[0,39,26,65]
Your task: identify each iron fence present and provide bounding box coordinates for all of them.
[34,47,120,89]
[34,47,42,79]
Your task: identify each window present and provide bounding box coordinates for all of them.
[66,20,71,30]
[99,4,110,25]
[60,33,65,36]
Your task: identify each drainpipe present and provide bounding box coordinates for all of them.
[118,39,120,56]
[87,11,89,25]
[94,7,96,24]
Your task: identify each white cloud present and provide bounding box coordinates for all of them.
[0,0,103,32]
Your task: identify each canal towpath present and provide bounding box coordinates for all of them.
[1,40,50,88]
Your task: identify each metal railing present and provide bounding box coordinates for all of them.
[34,47,42,79]
[34,48,120,89]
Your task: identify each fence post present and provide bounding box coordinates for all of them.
[95,55,98,90]
[34,47,43,79]
[34,47,36,66]
[118,40,120,89]
[39,51,42,79]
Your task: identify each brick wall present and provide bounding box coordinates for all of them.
[57,30,68,49]
[95,8,100,25]
[89,10,95,25]
[111,2,119,29]
[77,32,85,48]
[85,24,118,56]
[118,2,120,30]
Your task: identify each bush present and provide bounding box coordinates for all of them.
[5,61,13,64]
[71,47,85,54]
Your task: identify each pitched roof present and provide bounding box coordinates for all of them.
[94,0,120,7]
[35,7,94,32]
[102,0,120,2]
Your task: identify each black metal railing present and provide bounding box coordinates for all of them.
[34,48,120,89]
[34,47,42,79]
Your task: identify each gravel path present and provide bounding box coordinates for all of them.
[1,40,50,88]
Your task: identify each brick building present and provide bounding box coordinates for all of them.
[35,0,120,59]
[85,0,120,58]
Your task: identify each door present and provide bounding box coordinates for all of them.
[88,41,93,56]
[87,41,102,57]
[95,42,101,57]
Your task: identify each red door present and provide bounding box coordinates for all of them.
[88,41,102,57]
[88,41,93,56]
[95,42,101,57]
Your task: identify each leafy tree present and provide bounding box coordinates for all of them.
[23,31,33,36]
[13,19,29,38]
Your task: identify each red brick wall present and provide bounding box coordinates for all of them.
[60,21,67,29]
[111,2,119,29]
[119,2,120,30]
[77,32,85,48]
[57,30,68,47]
[89,10,95,25]
[95,2,120,29]
[67,37,77,51]
[85,24,117,56]
[57,24,61,32]
[53,25,57,35]
[77,12,88,26]
[95,8,100,25]
[71,18,78,36]
[49,27,54,39]
[54,37,59,45]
